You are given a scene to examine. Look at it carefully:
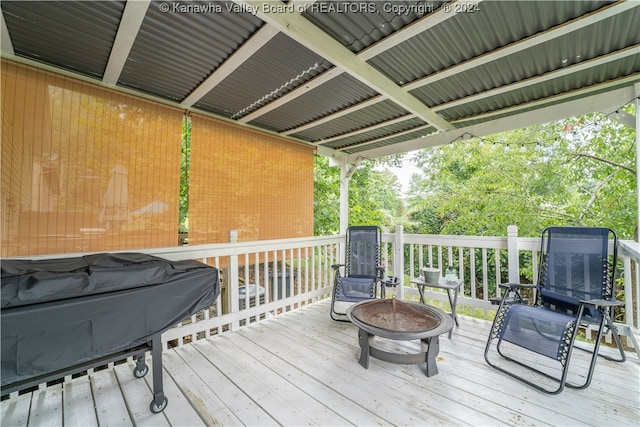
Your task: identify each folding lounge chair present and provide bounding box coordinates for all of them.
[330,226,385,321]
[484,226,626,394]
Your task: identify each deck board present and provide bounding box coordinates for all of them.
[2,300,639,426]
[62,377,97,427]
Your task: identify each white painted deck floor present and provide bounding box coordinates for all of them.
[2,300,639,426]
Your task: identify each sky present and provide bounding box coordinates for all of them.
[385,152,421,195]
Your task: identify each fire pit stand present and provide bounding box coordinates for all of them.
[346,299,453,377]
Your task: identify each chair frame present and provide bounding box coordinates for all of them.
[330,225,385,321]
[484,226,626,394]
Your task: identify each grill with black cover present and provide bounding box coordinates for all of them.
[1,252,219,413]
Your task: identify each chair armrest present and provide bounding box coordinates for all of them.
[499,283,536,290]
[331,263,345,271]
[579,298,624,308]
[490,283,534,305]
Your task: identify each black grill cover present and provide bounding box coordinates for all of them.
[1,253,219,387]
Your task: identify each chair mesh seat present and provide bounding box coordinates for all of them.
[337,277,377,301]
[500,305,574,361]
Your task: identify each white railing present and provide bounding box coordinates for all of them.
[151,226,638,354]
[618,239,640,353]
[140,235,342,349]
[15,226,639,354]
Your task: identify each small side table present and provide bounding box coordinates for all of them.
[410,277,463,339]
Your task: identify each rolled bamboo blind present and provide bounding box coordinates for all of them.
[189,114,314,244]
[1,59,315,257]
[1,59,182,256]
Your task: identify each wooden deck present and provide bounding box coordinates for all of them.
[2,300,639,426]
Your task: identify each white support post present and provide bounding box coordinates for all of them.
[337,158,350,268]
[339,158,350,235]
[338,157,362,266]
[228,229,240,332]
[394,225,405,298]
[635,83,639,239]
[338,157,362,234]
[507,225,520,284]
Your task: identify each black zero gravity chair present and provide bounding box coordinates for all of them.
[484,226,626,394]
[330,226,386,321]
[1,252,219,413]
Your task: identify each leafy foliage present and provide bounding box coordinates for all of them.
[179,118,190,233]
[313,155,404,235]
[405,110,637,239]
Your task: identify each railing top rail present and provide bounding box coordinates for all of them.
[620,240,640,261]
[388,233,510,250]
[2,235,344,261]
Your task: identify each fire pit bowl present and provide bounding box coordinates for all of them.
[346,299,453,376]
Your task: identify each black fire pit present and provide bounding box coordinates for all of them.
[347,298,453,377]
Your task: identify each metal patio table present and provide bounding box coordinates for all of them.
[410,277,463,339]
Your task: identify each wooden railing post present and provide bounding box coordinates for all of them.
[507,225,520,284]
[228,229,240,332]
[394,225,405,298]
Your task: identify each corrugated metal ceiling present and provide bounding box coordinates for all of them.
[119,1,263,101]
[1,0,638,158]
[195,32,332,120]
[2,0,124,79]
[249,73,378,132]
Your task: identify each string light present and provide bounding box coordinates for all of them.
[444,96,638,150]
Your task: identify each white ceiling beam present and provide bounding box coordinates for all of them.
[298,44,637,147]
[435,45,640,112]
[610,109,636,129]
[1,10,14,55]
[236,0,455,131]
[241,0,469,123]
[103,0,150,84]
[453,74,640,125]
[184,0,318,108]
[182,25,279,107]
[349,79,640,161]
[404,0,639,91]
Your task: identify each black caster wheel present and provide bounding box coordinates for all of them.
[133,364,148,378]
[150,396,168,413]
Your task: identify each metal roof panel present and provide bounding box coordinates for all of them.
[118,0,262,102]
[302,1,445,53]
[439,58,640,121]
[248,73,378,132]
[323,116,428,150]
[2,0,124,79]
[193,32,332,119]
[289,99,408,142]
[342,125,438,154]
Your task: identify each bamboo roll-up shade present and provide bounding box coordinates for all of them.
[1,59,182,256]
[189,114,314,244]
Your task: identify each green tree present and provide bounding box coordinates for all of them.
[405,110,636,240]
[179,117,191,233]
[313,155,341,235]
[313,155,405,235]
